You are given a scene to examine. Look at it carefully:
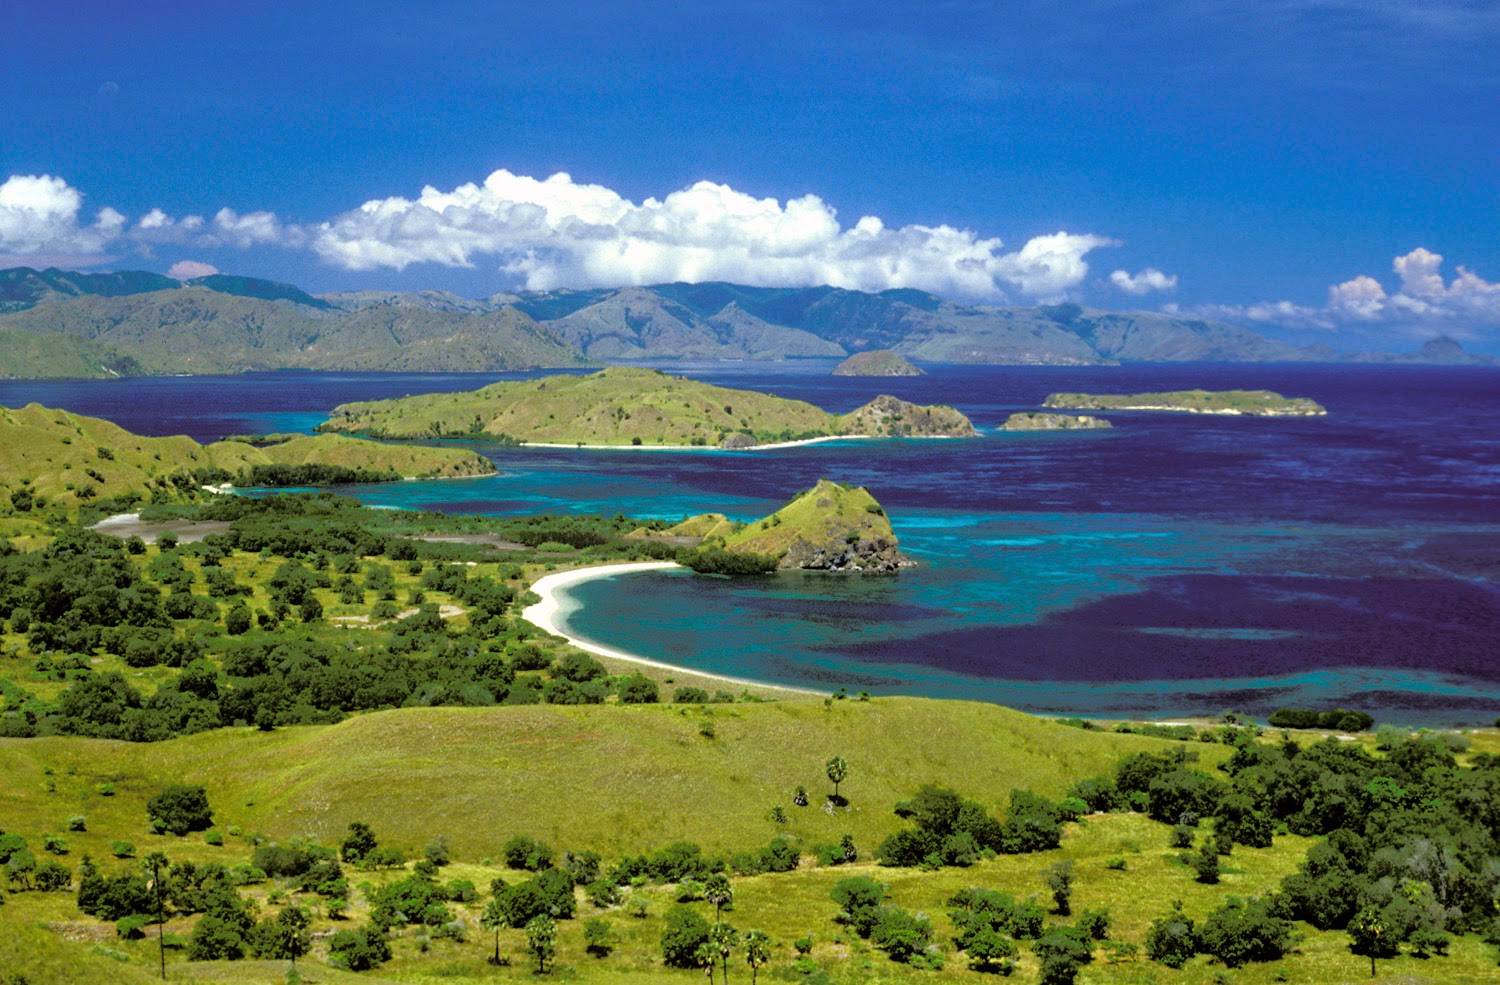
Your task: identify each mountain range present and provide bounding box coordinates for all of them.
[0,266,1490,378]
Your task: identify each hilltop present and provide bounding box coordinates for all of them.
[317,366,977,447]
[0,404,492,508]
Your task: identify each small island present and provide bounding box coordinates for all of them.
[832,349,925,377]
[1042,389,1326,416]
[638,479,910,573]
[1001,411,1112,431]
[319,366,976,448]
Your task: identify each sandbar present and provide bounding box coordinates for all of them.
[522,562,819,696]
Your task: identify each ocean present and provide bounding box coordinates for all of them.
[4,361,1497,725]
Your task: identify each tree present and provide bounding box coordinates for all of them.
[966,923,1017,972]
[328,923,391,971]
[661,904,712,968]
[709,922,740,984]
[146,785,213,836]
[744,929,771,984]
[525,913,557,974]
[1034,929,1091,985]
[1044,860,1074,915]
[830,875,885,937]
[481,897,506,964]
[255,905,311,965]
[1198,896,1291,968]
[826,755,849,803]
[583,917,614,957]
[341,821,377,864]
[1144,901,1198,968]
[705,872,734,923]
[1193,841,1220,884]
[869,906,933,963]
[1348,905,1397,977]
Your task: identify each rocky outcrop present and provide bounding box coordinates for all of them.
[840,395,977,437]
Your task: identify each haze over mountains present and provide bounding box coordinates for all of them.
[0,266,1490,378]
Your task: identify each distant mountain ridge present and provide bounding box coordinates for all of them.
[0,267,1491,378]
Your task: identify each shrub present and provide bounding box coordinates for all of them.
[1145,902,1198,968]
[870,906,933,963]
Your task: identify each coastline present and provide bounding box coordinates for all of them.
[511,434,966,452]
[521,562,822,696]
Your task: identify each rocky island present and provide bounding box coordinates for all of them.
[832,349,925,376]
[0,404,492,508]
[319,366,977,448]
[1001,411,1112,431]
[1042,389,1327,416]
[643,479,910,572]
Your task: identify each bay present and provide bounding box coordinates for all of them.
[4,361,1497,725]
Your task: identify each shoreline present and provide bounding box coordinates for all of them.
[521,562,822,696]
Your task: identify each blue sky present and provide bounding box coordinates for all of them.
[2,0,1497,349]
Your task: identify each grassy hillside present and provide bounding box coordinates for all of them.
[0,699,1220,861]
[0,326,144,379]
[319,366,975,446]
[1043,389,1328,416]
[0,404,492,508]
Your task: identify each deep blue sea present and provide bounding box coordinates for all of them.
[4,361,1498,725]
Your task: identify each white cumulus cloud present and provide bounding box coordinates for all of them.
[1109,267,1178,295]
[310,169,1116,302]
[0,174,126,262]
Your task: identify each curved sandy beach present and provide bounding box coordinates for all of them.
[521,562,820,696]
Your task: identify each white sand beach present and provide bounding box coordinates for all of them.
[521,562,819,695]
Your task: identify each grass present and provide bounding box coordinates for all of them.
[4,707,1499,983]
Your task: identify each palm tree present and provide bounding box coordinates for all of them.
[709,922,740,985]
[744,930,771,985]
[826,755,849,803]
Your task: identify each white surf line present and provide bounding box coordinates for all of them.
[521,561,821,696]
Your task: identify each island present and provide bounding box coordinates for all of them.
[646,479,910,572]
[0,403,491,508]
[318,365,977,447]
[1042,389,1327,416]
[832,349,925,376]
[1001,411,1112,431]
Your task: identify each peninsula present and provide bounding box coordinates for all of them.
[1042,389,1327,416]
[318,366,977,447]
[0,404,491,508]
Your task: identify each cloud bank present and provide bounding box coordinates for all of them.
[0,171,1118,302]
[1176,248,1500,337]
[307,170,1116,302]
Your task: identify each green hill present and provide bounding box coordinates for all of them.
[0,404,492,508]
[715,479,908,571]
[318,367,976,447]
[831,349,924,376]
